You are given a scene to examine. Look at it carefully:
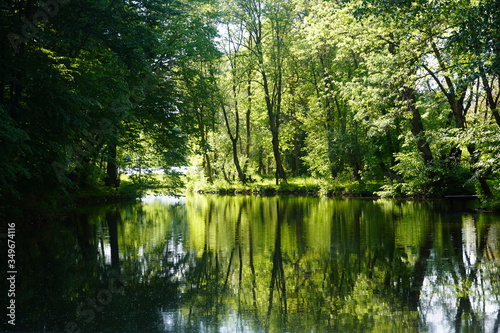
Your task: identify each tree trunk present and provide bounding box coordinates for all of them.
[261,69,287,185]
[246,71,252,159]
[105,143,119,187]
[232,140,246,183]
[258,147,264,176]
[476,57,500,128]
[222,103,246,184]
[403,87,433,163]
[403,86,436,182]
[203,152,213,184]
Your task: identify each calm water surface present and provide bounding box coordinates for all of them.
[4,195,500,332]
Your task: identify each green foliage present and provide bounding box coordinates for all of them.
[0,107,30,199]
[0,0,221,220]
[181,0,500,204]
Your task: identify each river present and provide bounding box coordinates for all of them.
[5,195,500,332]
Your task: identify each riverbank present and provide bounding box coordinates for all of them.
[186,177,381,197]
[185,176,500,211]
[5,176,497,225]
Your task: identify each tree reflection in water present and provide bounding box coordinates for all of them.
[10,195,500,332]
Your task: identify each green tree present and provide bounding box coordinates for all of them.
[292,2,370,181]
[0,0,220,219]
[232,0,292,184]
[217,19,248,183]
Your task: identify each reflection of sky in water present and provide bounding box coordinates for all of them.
[96,221,112,265]
[161,310,266,333]
[421,218,500,333]
[142,195,186,205]
[422,274,499,333]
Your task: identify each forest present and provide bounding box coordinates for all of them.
[1,0,500,220]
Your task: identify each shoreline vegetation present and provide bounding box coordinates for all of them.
[186,177,379,197]
[73,173,498,210]
[73,177,377,203]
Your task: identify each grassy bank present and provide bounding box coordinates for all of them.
[186,176,381,197]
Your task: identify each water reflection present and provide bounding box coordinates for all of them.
[6,195,500,332]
